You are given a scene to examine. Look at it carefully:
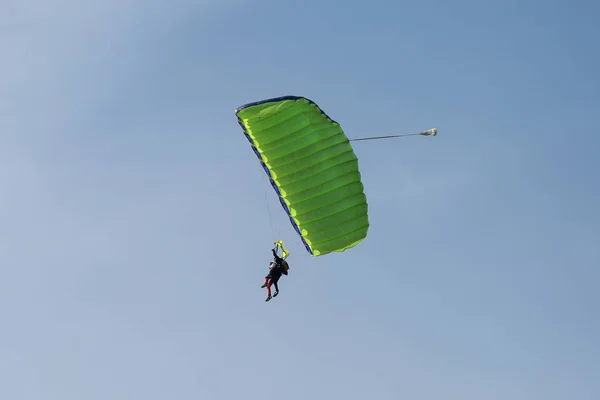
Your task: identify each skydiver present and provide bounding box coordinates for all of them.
[261,247,289,302]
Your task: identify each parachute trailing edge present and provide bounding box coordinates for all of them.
[235,96,369,257]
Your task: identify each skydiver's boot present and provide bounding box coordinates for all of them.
[261,278,269,288]
[265,295,272,302]
[273,291,279,297]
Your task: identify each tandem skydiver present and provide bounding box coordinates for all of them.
[261,247,289,302]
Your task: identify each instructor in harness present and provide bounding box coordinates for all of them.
[261,241,290,302]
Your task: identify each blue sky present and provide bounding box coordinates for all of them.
[1,0,598,399]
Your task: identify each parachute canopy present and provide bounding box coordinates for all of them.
[236,96,369,256]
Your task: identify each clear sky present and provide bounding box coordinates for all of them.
[2,0,598,399]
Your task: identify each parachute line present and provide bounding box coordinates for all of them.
[264,191,275,239]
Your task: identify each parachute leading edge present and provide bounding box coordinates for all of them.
[235,96,369,257]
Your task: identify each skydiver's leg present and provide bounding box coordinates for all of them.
[272,279,279,297]
[265,279,273,301]
[261,277,268,288]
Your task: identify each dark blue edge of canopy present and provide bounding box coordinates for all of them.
[235,95,339,125]
[235,96,325,256]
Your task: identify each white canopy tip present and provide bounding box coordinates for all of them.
[419,128,438,136]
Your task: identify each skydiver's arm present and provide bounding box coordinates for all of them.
[272,249,282,262]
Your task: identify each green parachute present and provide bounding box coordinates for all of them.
[235,95,437,257]
[236,96,368,256]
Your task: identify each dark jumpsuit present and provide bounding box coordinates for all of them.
[264,249,288,297]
